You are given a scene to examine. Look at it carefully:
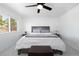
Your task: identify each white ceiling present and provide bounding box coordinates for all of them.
[1,3,79,18]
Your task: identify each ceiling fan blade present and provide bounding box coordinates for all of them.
[37,9,40,13]
[25,4,37,7]
[43,5,52,11]
[37,3,45,5]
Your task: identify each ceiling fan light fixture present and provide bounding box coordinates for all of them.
[37,5,43,9]
[25,3,52,13]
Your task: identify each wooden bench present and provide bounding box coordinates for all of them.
[28,46,54,56]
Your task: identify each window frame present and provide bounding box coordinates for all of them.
[0,16,17,33]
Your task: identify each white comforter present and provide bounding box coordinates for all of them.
[15,36,66,52]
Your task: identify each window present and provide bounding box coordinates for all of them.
[0,15,17,32]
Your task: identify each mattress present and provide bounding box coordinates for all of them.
[15,36,66,52]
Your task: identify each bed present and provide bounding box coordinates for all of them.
[15,26,66,55]
[15,33,66,55]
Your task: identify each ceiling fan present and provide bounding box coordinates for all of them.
[25,3,52,13]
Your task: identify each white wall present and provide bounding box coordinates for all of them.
[0,4,23,54]
[23,16,59,34]
[59,5,79,51]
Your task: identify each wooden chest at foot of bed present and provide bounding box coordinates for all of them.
[28,46,54,56]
